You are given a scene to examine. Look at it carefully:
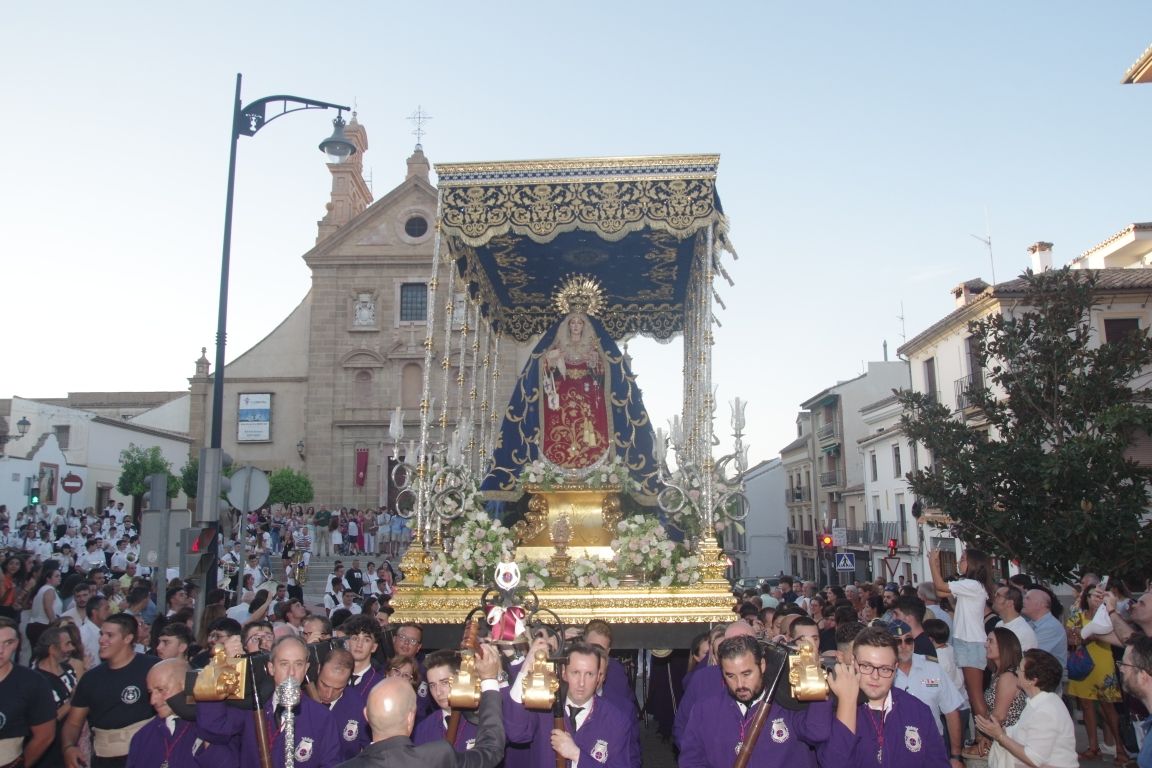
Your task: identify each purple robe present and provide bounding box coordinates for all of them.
[820,688,949,768]
[198,696,342,768]
[327,690,372,760]
[125,716,237,768]
[600,659,636,714]
[673,664,723,746]
[503,695,637,768]
[678,692,833,768]
[412,708,480,751]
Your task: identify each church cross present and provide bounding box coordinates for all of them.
[408,105,432,148]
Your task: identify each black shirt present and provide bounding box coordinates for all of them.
[71,653,159,729]
[0,665,56,737]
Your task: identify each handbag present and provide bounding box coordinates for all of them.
[1067,643,1095,681]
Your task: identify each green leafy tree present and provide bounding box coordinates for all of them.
[898,267,1152,583]
[267,467,314,506]
[117,444,180,506]
[180,456,199,499]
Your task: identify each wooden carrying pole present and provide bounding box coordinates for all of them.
[553,678,570,768]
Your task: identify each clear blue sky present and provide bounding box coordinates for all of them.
[3,3,1150,464]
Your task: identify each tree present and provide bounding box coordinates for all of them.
[898,267,1152,583]
[267,467,314,506]
[180,455,199,499]
[117,444,180,506]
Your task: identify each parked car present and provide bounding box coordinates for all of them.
[730,576,784,597]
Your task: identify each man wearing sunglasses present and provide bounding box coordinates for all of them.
[889,621,965,767]
[824,625,950,768]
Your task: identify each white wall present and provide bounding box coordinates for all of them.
[743,458,788,577]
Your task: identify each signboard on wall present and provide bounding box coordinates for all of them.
[237,393,272,442]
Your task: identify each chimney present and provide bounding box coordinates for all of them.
[951,278,989,308]
[1028,241,1053,272]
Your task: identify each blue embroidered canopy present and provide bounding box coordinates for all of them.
[435,154,728,343]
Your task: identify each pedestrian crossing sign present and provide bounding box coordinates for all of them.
[834,552,856,571]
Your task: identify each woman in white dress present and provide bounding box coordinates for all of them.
[27,561,63,647]
[975,649,1078,768]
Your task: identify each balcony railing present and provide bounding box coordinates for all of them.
[842,521,903,547]
[955,372,985,411]
[816,422,839,442]
[819,470,841,488]
[787,528,815,546]
[784,487,812,503]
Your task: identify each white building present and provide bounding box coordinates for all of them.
[788,361,910,584]
[727,458,788,579]
[897,230,1152,577]
[0,397,190,515]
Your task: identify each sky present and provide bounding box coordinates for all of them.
[3,4,1150,466]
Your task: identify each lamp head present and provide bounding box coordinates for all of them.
[16,417,30,436]
[319,113,356,164]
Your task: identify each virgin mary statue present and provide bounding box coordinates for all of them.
[481,276,660,504]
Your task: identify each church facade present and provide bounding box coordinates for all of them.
[188,119,526,507]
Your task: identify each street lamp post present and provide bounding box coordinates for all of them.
[209,72,355,452]
[195,74,354,628]
[0,416,31,453]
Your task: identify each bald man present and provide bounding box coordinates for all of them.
[336,643,505,768]
[673,621,756,746]
[126,658,235,768]
[199,635,342,768]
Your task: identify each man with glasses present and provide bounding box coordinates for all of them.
[392,622,436,717]
[823,625,949,768]
[889,621,965,767]
[242,620,275,655]
[303,615,333,645]
[1117,635,1152,768]
[678,634,831,768]
[992,585,1038,651]
[307,647,370,761]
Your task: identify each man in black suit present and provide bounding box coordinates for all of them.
[336,642,505,768]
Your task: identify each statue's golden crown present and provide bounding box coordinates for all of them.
[553,274,605,317]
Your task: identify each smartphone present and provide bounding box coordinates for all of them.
[1099,575,1110,591]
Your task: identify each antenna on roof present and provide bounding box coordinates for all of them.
[970,207,995,284]
[897,301,907,343]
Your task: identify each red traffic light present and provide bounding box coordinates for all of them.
[887,538,898,549]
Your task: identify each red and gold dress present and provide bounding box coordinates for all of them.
[541,353,610,468]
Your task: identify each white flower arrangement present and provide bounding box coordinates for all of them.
[610,515,701,587]
[423,509,516,589]
[568,555,620,589]
[514,555,552,590]
[517,454,635,493]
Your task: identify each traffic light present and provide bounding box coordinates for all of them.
[27,476,40,507]
[888,538,898,557]
[819,533,833,550]
[180,527,217,578]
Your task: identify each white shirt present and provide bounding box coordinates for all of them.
[226,604,252,624]
[948,578,991,643]
[79,618,100,669]
[996,615,1038,652]
[895,653,966,733]
[988,691,1077,768]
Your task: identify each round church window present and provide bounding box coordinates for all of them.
[404,215,429,238]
